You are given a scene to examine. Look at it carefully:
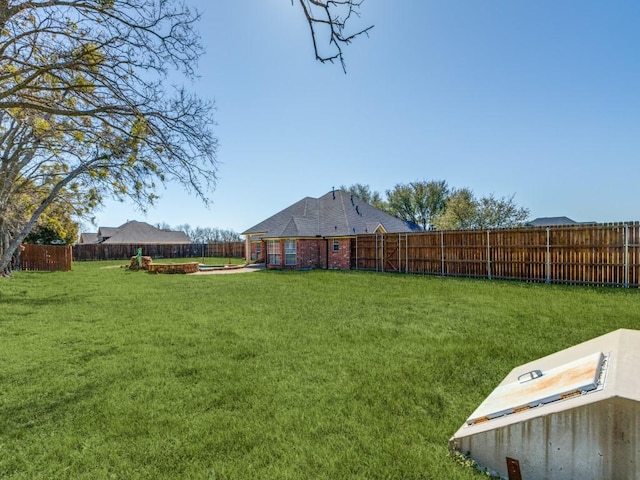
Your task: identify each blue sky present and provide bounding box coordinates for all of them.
[93,0,640,233]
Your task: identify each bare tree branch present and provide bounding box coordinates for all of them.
[296,0,373,72]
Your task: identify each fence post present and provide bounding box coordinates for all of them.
[375,233,379,272]
[440,231,445,276]
[487,230,492,280]
[398,234,401,273]
[546,228,551,284]
[381,233,385,273]
[405,233,409,275]
[624,224,629,288]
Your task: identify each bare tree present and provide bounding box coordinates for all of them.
[164,223,240,243]
[296,0,373,71]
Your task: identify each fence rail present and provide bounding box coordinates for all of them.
[73,242,245,262]
[20,244,73,272]
[351,223,640,288]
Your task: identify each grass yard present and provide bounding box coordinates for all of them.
[1,263,639,479]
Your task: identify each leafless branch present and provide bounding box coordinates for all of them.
[296,0,373,72]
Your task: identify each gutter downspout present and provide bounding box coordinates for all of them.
[325,237,329,270]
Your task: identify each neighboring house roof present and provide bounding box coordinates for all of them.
[96,221,190,244]
[526,216,579,227]
[97,226,119,240]
[79,232,98,244]
[527,217,598,227]
[243,189,421,238]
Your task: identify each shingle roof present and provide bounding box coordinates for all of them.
[97,226,119,239]
[243,190,421,238]
[79,232,98,244]
[99,221,190,244]
[526,216,578,227]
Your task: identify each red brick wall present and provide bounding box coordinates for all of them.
[327,238,351,269]
[298,239,323,269]
[264,238,352,270]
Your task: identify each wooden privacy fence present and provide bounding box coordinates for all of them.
[351,223,640,288]
[20,244,73,272]
[73,242,245,261]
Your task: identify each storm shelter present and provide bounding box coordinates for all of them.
[449,329,640,480]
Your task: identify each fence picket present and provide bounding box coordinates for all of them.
[19,245,72,272]
[350,223,640,288]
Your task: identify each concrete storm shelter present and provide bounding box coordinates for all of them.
[449,329,640,480]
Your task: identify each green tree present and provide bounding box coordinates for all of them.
[385,180,449,230]
[474,193,530,229]
[432,188,477,230]
[23,201,79,245]
[339,183,386,209]
[433,190,529,230]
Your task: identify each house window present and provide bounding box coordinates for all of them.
[333,239,340,252]
[267,240,280,265]
[285,239,296,266]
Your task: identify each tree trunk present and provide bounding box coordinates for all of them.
[0,218,12,276]
[0,225,27,276]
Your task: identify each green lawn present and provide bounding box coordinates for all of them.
[1,263,639,479]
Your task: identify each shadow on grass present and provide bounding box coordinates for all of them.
[0,292,76,307]
[1,380,101,436]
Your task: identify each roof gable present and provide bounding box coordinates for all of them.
[365,222,385,234]
[97,226,119,240]
[79,232,98,244]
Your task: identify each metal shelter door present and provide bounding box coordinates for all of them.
[506,457,522,480]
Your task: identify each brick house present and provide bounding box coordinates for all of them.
[242,189,420,270]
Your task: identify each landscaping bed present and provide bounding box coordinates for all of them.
[147,262,200,274]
